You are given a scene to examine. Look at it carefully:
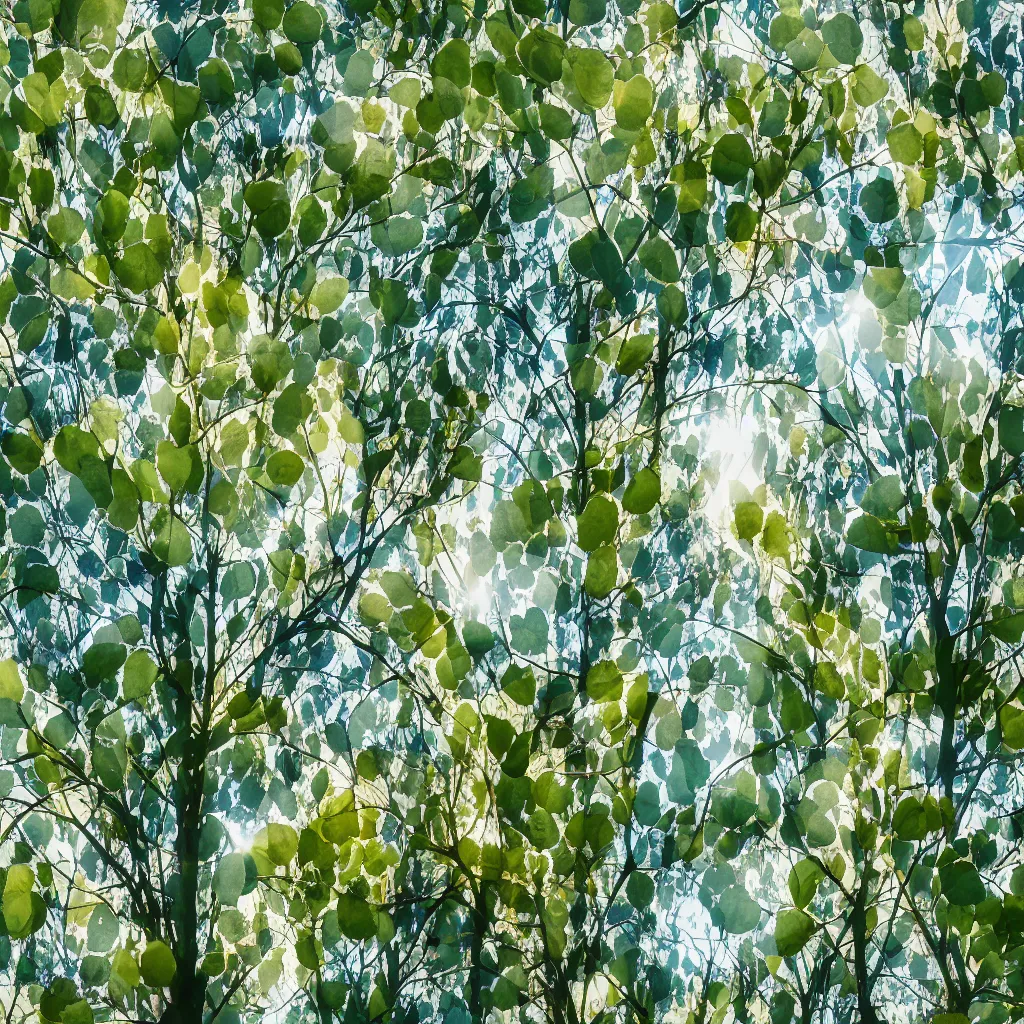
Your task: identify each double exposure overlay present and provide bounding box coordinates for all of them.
[1,0,1024,1022]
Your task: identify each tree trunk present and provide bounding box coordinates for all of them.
[469,883,487,1022]
[851,878,882,1024]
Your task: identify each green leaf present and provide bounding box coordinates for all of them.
[863,267,907,308]
[1003,708,1024,749]
[529,807,560,849]
[613,75,654,131]
[517,28,566,87]
[2,433,44,475]
[615,333,654,375]
[846,514,897,553]
[431,39,471,87]
[860,476,907,519]
[892,796,930,841]
[761,511,791,559]
[939,860,985,906]
[254,0,284,29]
[887,122,924,165]
[576,495,618,552]
[266,450,304,486]
[584,545,618,598]
[999,405,1024,457]
[501,663,536,706]
[788,860,823,908]
[54,425,100,476]
[711,135,754,186]
[622,468,661,514]
[309,276,349,314]
[734,501,763,541]
[115,243,164,292]
[852,64,889,106]
[122,650,158,700]
[140,941,176,988]
[282,1,323,43]
[48,207,85,246]
[152,510,193,567]
[2,865,37,938]
[785,29,823,72]
[157,441,193,493]
[244,180,291,238]
[775,909,815,956]
[84,642,126,685]
[272,383,313,437]
[213,853,247,905]
[566,48,613,109]
[637,238,679,283]
[585,660,623,703]
[725,202,759,243]
[337,893,378,940]
[267,822,298,865]
[0,660,24,702]
[446,445,482,482]
[568,0,605,26]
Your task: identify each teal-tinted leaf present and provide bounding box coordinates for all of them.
[633,781,662,827]
[463,621,496,658]
[719,885,761,934]
[859,178,900,224]
[821,13,863,63]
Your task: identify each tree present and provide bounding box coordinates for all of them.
[3,0,1024,1022]
[0,1,486,1019]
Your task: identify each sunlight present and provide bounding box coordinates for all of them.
[702,411,762,527]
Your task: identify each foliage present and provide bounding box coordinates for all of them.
[1,0,1024,1022]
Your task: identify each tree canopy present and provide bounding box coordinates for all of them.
[2,0,1024,1022]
